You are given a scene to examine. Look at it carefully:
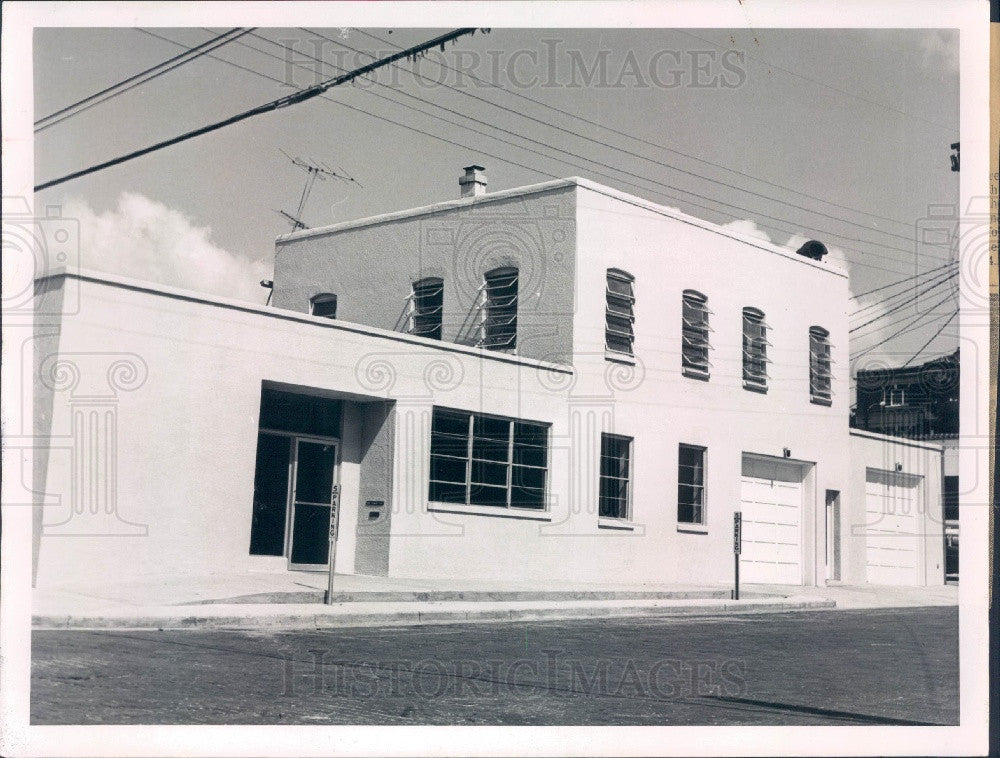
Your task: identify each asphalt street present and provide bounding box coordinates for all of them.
[31,606,958,725]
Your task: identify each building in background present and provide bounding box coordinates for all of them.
[31,169,946,592]
[853,350,959,583]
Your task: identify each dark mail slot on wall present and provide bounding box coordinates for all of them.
[365,500,385,521]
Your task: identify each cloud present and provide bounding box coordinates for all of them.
[718,218,773,243]
[60,192,271,302]
[848,274,958,372]
[847,293,895,367]
[716,219,850,272]
[714,216,933,372]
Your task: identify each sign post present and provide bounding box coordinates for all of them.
[733,511,742,600]
[325,484,340,605]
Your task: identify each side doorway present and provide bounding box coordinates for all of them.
[825,489,841,583]
[249,431,340,571]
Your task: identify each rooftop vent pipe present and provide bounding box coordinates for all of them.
[460,165,487,198]
[796,240,828,261]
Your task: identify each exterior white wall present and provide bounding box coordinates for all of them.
[383,183,852,587]
[32,178,871,591]
[272,182,577,365]
[31,270,574,588]
[847,430,945,586]
[561,183,852,586]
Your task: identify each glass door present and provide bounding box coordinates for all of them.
[288,438,339,570]
[249,433,292,556]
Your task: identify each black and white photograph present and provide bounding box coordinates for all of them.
[0,2,991,756]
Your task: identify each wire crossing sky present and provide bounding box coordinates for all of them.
[33,27,960,369]
[35,28,483,191]
[34,28,255,132]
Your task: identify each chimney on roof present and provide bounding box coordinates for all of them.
[459,165,487,198]
[796,239,828,261]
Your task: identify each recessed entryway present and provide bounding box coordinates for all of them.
[249,387,343,571]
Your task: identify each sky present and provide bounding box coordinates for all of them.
[33,27,960,377]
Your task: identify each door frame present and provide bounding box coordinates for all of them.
[259,428,341,571]
[824,489,841,583]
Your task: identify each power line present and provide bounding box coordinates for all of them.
[130,29,564,194]
[849,272,957,333]
[354,27,917,230]
[34,28,486,192]
[274,30,946,270]
[94,29,937,282]
[136,27,299,85]
[850,288,957,348]
[899,312,958,367]
[851,303,957,363]
[240,31,910,275]
[849,260,957,300]
[850,265,959,319]
[308,27,938,253]
[851,310,956,364]
[142,28,930,278]
[35,28,254,132]
[850,289,957,357]
[679,30,956,134]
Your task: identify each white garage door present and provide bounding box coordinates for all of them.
[739,457,804,584]
[865,469,922,586]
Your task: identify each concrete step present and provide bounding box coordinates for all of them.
[34,596,836,631]
[183,588,734,605]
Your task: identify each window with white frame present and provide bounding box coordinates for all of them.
[481,267,518,351]
[809,326,833,405]
[310,293,337,319]
[410,277,444,340]
[742,307,769,391]
[428,407,547,510]
[677,443,706,525]
[599,433,632,520]
[681,290,711,378]
[605,269,635,357]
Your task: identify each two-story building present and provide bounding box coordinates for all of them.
[31,168,945,591]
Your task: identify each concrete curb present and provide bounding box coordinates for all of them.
[186,588,734,605]
[34,597,836,631]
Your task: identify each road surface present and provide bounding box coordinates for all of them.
[31,606,958,725]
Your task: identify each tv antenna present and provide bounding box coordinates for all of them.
[277,149,361,231]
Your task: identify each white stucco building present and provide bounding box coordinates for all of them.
[30,170,946,591]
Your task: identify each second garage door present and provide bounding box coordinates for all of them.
[864,469,922,586]
[739,456,805,584]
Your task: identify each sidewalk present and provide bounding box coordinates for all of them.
[31,571,957,631]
